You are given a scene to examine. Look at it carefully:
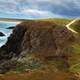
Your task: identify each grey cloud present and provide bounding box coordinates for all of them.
[0,0,80,18]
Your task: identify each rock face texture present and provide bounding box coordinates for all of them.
[0,20,75,73]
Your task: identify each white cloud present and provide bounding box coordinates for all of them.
[22,9,62,18]
[23,9,49,16]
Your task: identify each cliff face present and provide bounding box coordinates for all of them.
[0,21,74,59]
[0,20,75,73]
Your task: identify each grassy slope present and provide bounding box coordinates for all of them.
[38,18,72,25]
[38,18,80,73]
[69,28,80,73]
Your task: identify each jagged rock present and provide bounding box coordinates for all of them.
[0,32,5,36]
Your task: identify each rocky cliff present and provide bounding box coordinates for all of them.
[0,20,75,74]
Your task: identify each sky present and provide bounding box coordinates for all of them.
[0,0,80,19]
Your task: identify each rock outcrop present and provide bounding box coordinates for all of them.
[0,32,5,36]
[0,20,75,73]
[6,26,15,29]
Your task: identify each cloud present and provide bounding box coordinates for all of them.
[22,9,62,18]
[0,0,80,18]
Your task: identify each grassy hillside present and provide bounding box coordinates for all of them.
[38,18,73,26]
[67,20,80,75]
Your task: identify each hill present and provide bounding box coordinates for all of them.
[0,19,80,80]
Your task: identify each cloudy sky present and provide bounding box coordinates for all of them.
[0,0,80,19]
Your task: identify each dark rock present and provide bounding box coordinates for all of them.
[0,32,5,36]
[0,59,18,74]
[6,26,15,29]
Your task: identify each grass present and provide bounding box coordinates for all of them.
[69,42,80,73]
[71,26,80,33]
[70,63,80,73]
[38,18,72,25]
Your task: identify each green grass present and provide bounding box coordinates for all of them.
[70,63,80,73]
[72,44,80,54]
[37,18,72,25]
[69,43,80,72]
[71,26,80,33]
[15,58,42,72]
